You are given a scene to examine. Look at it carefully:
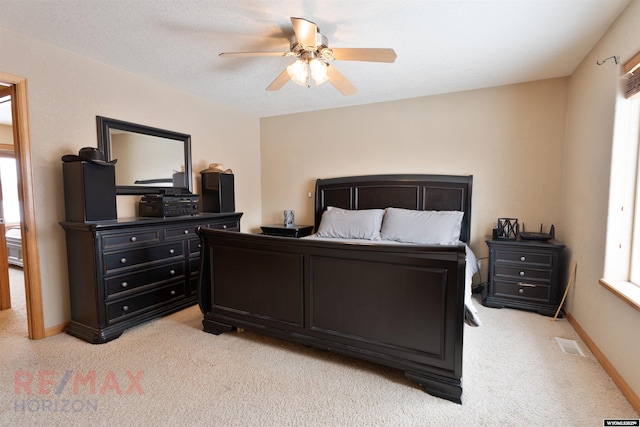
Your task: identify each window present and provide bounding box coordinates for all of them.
[600,51,640,310]
[629,102,640,286]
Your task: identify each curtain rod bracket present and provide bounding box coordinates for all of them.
[597,56,619,65]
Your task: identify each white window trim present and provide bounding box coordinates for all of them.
[601,79,640,309]
[599,278,640,311]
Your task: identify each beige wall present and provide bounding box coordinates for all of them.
[0,28,262,329]
[260,78,569,260]
[562,0,640,398]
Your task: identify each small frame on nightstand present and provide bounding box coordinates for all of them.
[261,224,314,238]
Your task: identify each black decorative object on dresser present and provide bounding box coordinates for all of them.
[61,213,242,343]
[483,238,565,316]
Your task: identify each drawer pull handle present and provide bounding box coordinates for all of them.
[519,271,525,276]
[170,290,176,296]
[518,289,524,294]
[198,243,201,248]
[121,282,128,288]
[518,282,537,288]
[170,270,176,275]
[520,256,526,262]
[223,225,227,229]
[120,258,127,264]
[183,230,189,235]
[122,305,129,312]
[130,236,137,242]
[169,249,175,254]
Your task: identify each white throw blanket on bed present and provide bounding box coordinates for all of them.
[302,235,482,327]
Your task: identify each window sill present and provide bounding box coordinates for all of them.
[599,279,640,311]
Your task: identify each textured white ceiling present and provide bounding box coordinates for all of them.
[0,0,632,119]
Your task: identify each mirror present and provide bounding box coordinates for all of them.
[96,116,192,195]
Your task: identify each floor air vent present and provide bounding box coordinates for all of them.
[555,337,585,357]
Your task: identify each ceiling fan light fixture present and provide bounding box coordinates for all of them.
[287,58,329,87]
[286,59,309,86]
[309,59,329,85]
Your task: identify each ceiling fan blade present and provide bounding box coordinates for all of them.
[219,51,289,58]
[266,68,291,91]
[326,65,357,96]
[329,48,397,63]
[291,17,318,48]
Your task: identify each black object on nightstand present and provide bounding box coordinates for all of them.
[483,237,565,317]
[261,224,313,238]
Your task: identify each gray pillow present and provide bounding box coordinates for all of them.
[316,207,385,240]
[380,208,464,244]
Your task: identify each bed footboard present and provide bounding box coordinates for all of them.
[198,229,466,403]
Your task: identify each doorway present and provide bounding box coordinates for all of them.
[0,72,44,339]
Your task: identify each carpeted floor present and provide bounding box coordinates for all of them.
[1,268,637,426]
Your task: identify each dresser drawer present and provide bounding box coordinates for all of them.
[208,220,239,231]
[188,257,200,276]
[106,282,186,324]
[493,279,551,303]
[164,223,208,240]
[102,230,161,248]
[494,265,552,282]
[105,261,185,298]
[188,238,202,257]
[103,242,184,274]
[493,249,553,267]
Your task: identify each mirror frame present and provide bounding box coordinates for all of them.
[96,116,192,195]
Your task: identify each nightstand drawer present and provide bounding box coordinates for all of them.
[494,249,553,267]
[494,265,553,282]
[493,280,551,303]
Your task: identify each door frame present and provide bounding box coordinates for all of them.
[0,71,45,339]
[0,145,9,309]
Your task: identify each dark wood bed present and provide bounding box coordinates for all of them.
[197,174,473,403]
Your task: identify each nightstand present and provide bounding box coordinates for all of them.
[483,238,565,317]
[260,224,314,238]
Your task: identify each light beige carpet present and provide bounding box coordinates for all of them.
[1,270,637,426]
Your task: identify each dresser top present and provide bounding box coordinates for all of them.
[60,212,242,231]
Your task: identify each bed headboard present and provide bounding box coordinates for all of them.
[314,174,473,243]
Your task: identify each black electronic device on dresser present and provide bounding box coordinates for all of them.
[483,237,565,317]
[60,213,242,343]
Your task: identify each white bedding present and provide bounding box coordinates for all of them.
[302,235,482,327]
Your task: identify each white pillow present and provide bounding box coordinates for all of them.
[380,208,464,245]
[316,207,385,240]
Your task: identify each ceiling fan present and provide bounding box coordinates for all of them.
[219,17,397,96]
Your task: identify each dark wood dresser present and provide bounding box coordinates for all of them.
[60,212,242,343]
[483,238,565,316]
